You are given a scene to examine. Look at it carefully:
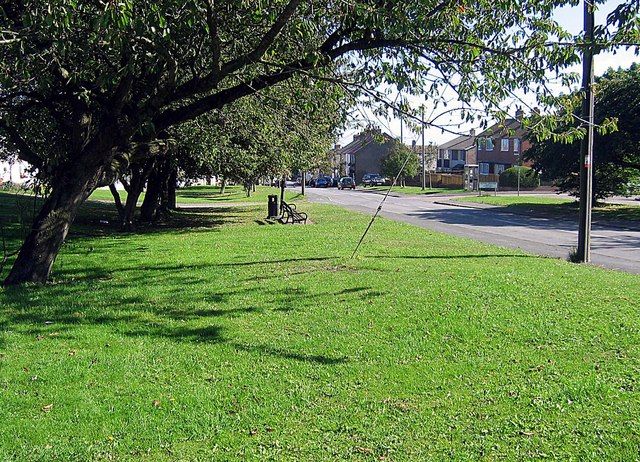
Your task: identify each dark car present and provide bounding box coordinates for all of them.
[314,177,330,188]
[451,163,465,172]
[338,177,356,190]
[322,176,336,187]
[362,173,386,187]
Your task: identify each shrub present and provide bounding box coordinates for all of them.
[499,166,539,188]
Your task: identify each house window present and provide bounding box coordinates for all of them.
[451,150,459,161]
[479,163,490,175]
[461,151,466,162]
[514,138,520,154]
[486,138,494,151]
[501,139,509,152]
[477,138,485,150]
[495,164,505,174]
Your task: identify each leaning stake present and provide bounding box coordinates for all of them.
[351,150,415,259]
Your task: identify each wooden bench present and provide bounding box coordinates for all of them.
[280,201,307,224]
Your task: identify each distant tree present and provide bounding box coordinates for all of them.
[525,65,640,200]
[381,141,419,188]
[174,77,346,197]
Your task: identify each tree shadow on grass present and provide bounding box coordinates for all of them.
[0,270,360,367]
[72,206,247,238]
[364,254,537,261]
[124,325,224,343]
[232,342,348,365]
[51,257,338,284]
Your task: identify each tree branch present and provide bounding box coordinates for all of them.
[167,0,302,105]
[0,119,43,168]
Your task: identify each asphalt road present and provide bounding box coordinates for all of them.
[303,187,640,274]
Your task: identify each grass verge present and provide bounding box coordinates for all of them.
[365,185,465,195]
[1,192,639,460]
[456,195,640,224]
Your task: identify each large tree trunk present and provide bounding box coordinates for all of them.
[140,174,162,222]
[3,163,105,286]
[109,184,124,220]
[157,163,177,216]
[120,160,155,230]
[140,157,171,222]
[167,167,177,210]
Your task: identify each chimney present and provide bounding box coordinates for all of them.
[516,108,524,120]
[334,144,341,151]
[469,129,475,137]
[412,140,417,148]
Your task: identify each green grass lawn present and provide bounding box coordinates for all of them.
[456,195,640,223]
[456,195,576,207]
[365,185,465,195]
[89,185,302,205]
[1,192,640,460]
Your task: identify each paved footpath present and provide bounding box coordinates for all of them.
[303,187,640,274]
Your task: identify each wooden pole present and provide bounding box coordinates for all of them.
[421,107,426,190]
[577,0,595,263]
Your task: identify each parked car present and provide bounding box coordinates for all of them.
[451,163,465,172]
[314,177,330,188]
[362,173,386,186]
[338,177,356,190]
[322,176,335,187]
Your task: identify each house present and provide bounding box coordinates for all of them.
[436,130,476,172]
[476,111,531,175]
[0,157,31,185]
[332,128,396,183]
[436,110,532,175]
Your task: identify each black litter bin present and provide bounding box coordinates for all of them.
[268,195,278,218]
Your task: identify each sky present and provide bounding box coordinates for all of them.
[338,0,639,147]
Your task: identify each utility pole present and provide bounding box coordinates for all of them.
[577,0,595,263]
[421,107,426,190]
[429,143,433,189]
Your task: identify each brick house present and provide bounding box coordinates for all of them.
[332,128,397,183]
[476,114,531,175]
[437,111,532,175]
[436,130,476,172]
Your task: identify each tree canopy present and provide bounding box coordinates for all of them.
[175,75,346,192]
[525,64,640,199]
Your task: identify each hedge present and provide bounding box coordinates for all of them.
[499,166,540,188]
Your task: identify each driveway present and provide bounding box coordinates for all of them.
[303,187,640,274]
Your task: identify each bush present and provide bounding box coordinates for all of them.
[499,166,539,188]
